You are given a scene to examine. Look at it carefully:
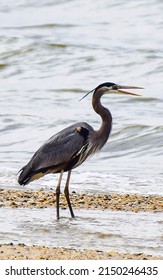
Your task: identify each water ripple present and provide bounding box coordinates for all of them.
[0,0,163,195]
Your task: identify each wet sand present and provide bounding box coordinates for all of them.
[0,188,163,260]
[0,243,162,260]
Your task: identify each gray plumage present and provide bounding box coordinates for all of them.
[18,122,94,185]
[18,82,142,219]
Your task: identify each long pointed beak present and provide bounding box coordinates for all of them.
[117,85,143,96]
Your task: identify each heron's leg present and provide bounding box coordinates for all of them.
[64,170,75,218]
[56,171,63,219]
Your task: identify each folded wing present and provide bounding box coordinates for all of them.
[18,123,92,185]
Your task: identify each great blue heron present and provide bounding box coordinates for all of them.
[18,82,142,219]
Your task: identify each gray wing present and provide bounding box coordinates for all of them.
[33,123,91,169]
[18,122,93,185]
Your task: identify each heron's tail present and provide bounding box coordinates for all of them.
[18,164,51,185]
[18,164,32,185]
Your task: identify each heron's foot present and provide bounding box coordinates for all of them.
[56,211,60,220]
[70,211,75,219]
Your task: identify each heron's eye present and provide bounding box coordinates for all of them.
[112,85,118,90]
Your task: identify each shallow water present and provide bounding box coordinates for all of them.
[0,0,163,253]
[0,207,162,256]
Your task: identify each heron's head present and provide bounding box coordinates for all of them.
[80,82,143,100]
[94,82,143,96]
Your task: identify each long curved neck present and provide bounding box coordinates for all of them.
[92,90,112,148]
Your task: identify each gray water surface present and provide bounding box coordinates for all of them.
[0,207,162,256]
[0,0,163,195]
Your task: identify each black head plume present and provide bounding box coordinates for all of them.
[94,82,117,92]
[80,82,117,101]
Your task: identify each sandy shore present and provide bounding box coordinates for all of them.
[0,188,163,260]
[0,244,162,260]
